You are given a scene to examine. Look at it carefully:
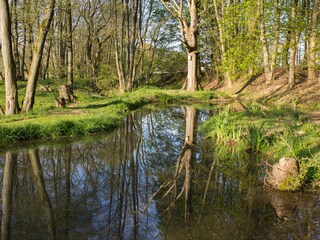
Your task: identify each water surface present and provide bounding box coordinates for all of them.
[1,107,320,240]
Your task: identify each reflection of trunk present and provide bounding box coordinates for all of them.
[1,152,17,240]
[183,107,197,218]
[64,146,72,239]
[29,149,56,240]
[169,107,198,220]
[129,114,139,239]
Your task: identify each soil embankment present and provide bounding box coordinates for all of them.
[205,68,320,122]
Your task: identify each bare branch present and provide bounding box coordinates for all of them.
[160,0,179,17]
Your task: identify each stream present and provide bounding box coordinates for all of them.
[0,106,320,239]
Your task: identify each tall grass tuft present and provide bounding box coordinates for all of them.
[243,123,267,152]
[202,107,242,146]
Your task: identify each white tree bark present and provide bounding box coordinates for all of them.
[0,0,19,115]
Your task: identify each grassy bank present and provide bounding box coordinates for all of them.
[0,81,225,145]
[201,103,320,190]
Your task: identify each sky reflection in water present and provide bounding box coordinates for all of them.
[0,107,320,240]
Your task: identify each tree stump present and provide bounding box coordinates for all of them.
[55,97,66,108]
[55,85,75,108]
[58,85,74,102]
[267,158,299,190]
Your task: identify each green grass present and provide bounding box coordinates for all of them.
[0,81,221,145]
[201,104,320,190]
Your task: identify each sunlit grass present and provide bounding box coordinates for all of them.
[201,103,320,190]
[0,81,220,144]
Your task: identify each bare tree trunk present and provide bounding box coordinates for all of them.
[127,0,139,92]
[288,0,298,89]
[1,152,17,240]
[270,0,281,74]
[184,0,199,91]
[21,2,27,81]
[308,0,319,82]
[187,51,198,91]
[113,0,140,93]
[66,0,74,90]
[43,40,53,80]
[259,0,273,84]
[29,149,56,240]
[0,0,20,115]
[11,0,21,80]
[213,0,232,88]
[22,0,56,112]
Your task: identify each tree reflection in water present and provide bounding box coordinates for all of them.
[0,107,320,239]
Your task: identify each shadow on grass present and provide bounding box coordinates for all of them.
[70,99,125,110]
[235,73,262,94]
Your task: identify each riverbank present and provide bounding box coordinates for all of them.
[201,70,320,191]
[0,81,227,145]
[207,68,320,118]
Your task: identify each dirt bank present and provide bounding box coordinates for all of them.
[205,68,320,122]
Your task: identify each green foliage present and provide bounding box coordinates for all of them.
[245,102,263,116]
[220,0,261,80]
[202,107,242,146]
[277,175,303,191]
[96,64,118,92]
[201,103,320,189]
[243,123,267,152]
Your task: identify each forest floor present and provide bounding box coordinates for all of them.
[204,68,320,123]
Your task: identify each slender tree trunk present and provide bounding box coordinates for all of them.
[127,0,139,92]
[308,0,319,82]
[22,0,56,112]
[21,4,27,81]
[281,30,291,68]
[302,0,310,65]
[0,0,20,115]
[259,0,273,83]
[66,0,74,90]
[288,0,298,89]
[213,0,232,88]
[113,0,140,93]
[29,149,56,240]
[11,0,21,80]
[270,0,281,74]
[43,40,53,80]
[1,152,17,240]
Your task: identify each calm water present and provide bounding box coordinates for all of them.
[1,107,320,240]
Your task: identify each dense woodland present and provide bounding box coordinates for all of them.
[0,0,320,115]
